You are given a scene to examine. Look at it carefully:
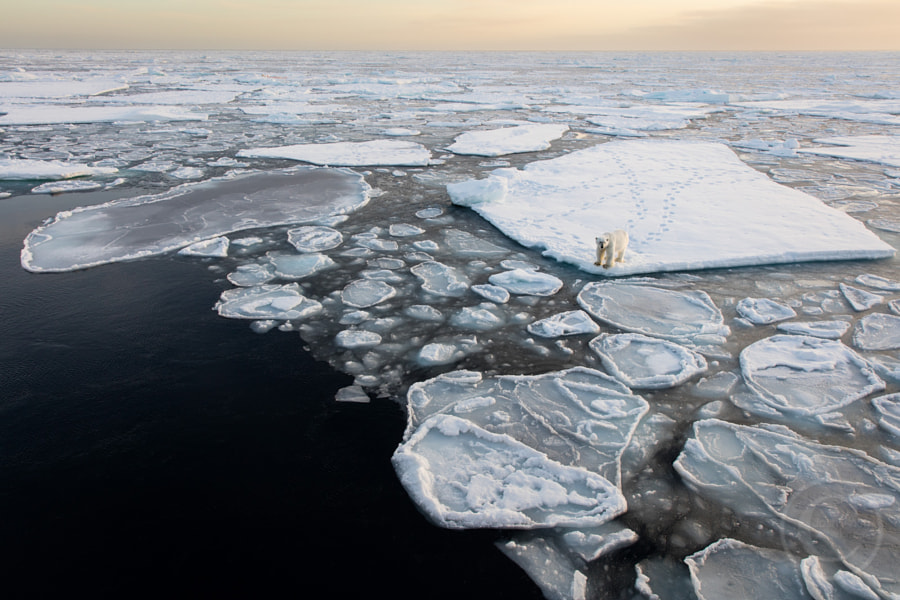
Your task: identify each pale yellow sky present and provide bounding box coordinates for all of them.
[2,0,898,51]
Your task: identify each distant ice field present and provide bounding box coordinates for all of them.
[6,50,900,600]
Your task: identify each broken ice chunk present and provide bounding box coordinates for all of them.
[471,283,510,304]
[840,283,883,311]
[411,261,470,297]
[735,297,796,324]
[856,273,900,291]
[335,329,382,349]
[268,252,335,279]
[177,236,230,257]
[392,414,626,529]
[871,393,900,437]
[527,310,600,338]
[442,229,508,258]
[685,538,809,600]
[488,268,563,296]
[388,223,425,237]
[674,418,900,599]
[588,333,708,390]
[497,536,588,600]
[340,279,397,308]
[214,283,323,321]
[577,282,728,347]
[450,304,506,331]
[286,225,343,252]
[852,312,900,350]
[776,319,851,339]
[739,334,883,418]
[227,262,276,287]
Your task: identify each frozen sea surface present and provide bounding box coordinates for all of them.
[7,50,900,599]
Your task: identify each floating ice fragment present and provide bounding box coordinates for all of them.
[856,273,900,291]
[227,263,276,287]
[238,139,433,167]
[416,207,443,219]
[442,229,508,258]
[685,538,809,600]
[287,225,343,252]
[527,310,600,338]
[392,414,626,530]
[417,343,465,366]
[798,135,900,168]
[0,158,118,180]
[497,536,588,600]
[776,320,851,339]
[404,304,444,322]
[739,334,884,418]
[852,312,900,350]
[634,556,696,600]
[450,304,506,331]
[388,223,424,237]
[340,279,397,308]
[335,329,382,349]
[214,283,323,321]
[268,252,335,279]
[589,333,708,390]
[22,167,370,273]
[30,180,105,194]
[840,283,883,311]
[446,124,568,157]
[577,282,729,347]
[488,269,563,296]
[872,393,900,437]
[177,236,229,257]
[403,368,647,486]
[335,385,370,403]
[735,297,796,324]
[411,261,470,297]
[446,140,894,277]
[675,418,900,599]
[470,284,510,304]
[0,105,207,126]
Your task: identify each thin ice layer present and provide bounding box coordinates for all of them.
[446,124,569,157]
[392,414,626,530]
[21,167,370,272]
[674,418,900,599]
[447,140,894,276]
[238,139,433,166]
[588,333,708,390]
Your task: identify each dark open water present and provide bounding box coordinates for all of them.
[0,190,543,598]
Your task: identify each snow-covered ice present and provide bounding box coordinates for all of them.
[800,135,900,168]
[526,310,599,338]
[447,140,894,276]
[0,158,117,181]
[852,312,900,350]
[446,124,568,157]
[238,139,433,167]
[214,283,323,321]
[287,225,344,253]
[735,297,796,325]
[178,236,229,258]
[488,268,563,296]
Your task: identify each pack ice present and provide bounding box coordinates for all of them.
[675,419,900,600]
[20,167,370,272]
[447,140,894,276]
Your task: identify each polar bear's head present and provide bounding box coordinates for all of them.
[596,234,611,249]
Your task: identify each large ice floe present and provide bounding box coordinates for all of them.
[799,135,900,168]
[21,167,370,272]
[447,140,894,276]
[446,123,569,156]
[675,419,900,600]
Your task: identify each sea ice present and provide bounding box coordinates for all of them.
[30,180,105,194]
[588,333,708,390]
[799,135,900,168]
[577,282,729,348]
[442,229,508,258]
[238,139,433,167]
[0,158,118,180]
[177,236,229,258]
[852,312,900,350]
[738,334,884,418]
[872,393,900,438]
[402,368,648,486]
[286,225,343,252]
[526,310,600,338]
[488,268,563,296]
[675,418,900,599]
[840,283,883,311]
[449,304,506,331]
[411,261,470,297]
[340,279,397,308]
[776,320,851,339]
[227,263,276,287]
[685,538,809,600]
[446,124,568,157]
[214,283,323,321]
[268,252,335,279]
[0,105,207,125]
[417,343,466,366]
[391,414,627,529]
[446,140,894,277]
[471,284,510,304]
[21,167,370,272]
[335,329,382,349]
[497,536,588,600]
[735,297,796,325]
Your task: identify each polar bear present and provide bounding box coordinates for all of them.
[595,229,629,269]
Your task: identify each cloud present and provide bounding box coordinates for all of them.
[548,0,900,51]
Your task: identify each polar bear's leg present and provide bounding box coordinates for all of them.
[603,240,616,268]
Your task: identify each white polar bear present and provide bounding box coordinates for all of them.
[595,229,629,269]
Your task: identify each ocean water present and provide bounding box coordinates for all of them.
[3,50,900,599]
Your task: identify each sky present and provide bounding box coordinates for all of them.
[2,0,899,52]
